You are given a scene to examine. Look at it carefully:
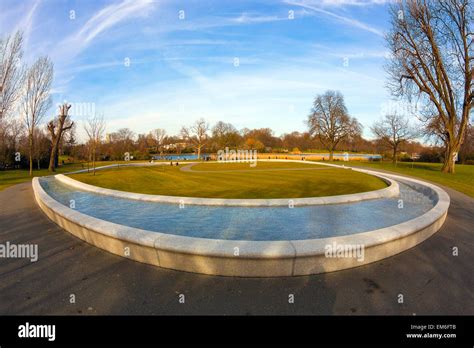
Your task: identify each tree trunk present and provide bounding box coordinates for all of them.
[28,133,33,176]
[92,145,96,176]
[48,112,72,172]
[55,150,59,168]
[328,149,334,161]
[197,145,201,160]
[392,145,398,164]
[442,145,458,174]
[48,140,58,172]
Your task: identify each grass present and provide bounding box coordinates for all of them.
[191,161,320,171]
[334,161,474,198]
[68,161,388,199]
[3,158,472,198]
[0,160,149,191]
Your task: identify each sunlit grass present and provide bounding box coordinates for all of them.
[68,161,388,199]
[336,161,474,198]
[0,160,149,191]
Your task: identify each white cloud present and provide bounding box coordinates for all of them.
[231,13,288,24]
[1,0,392,142]
[1,0,41,53]
[85,60,388,142]
[141,10,295,36]
[285,0,385,36]
[301,0,389,7]
[55,0,156,62]
[75,0,154,44]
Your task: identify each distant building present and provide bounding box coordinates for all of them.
[163,142,187,150]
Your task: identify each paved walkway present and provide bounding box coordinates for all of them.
[0,180,472,315]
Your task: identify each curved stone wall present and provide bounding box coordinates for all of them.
[32,162,450,277]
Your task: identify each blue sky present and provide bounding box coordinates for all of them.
[0,0,398,141]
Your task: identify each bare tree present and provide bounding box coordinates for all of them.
[21,57,53,176]
[32,128,49,170]
[0,31,24,121]
[151,128,166,155]
[84,113,105,175]
[212,121,241,149]
[459,123,474,162]
[386,0,473,173]
[47,103,74,171]
[0,116,25,168]
[8,117,24,152]
[371,113,417,163]
[307,90,362,161]
[181,118,209,159]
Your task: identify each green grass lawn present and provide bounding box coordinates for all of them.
[190,161,321,171]
[3,159,472,198]
[0,160,149,191]
[68,161,387,199]
[336,161,474,198]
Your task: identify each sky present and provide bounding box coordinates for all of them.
[0,0,401,142]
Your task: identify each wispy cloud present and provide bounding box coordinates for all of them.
[285,0,385,36]
[142,10,294,35]
[230,13,289,24]
[328,49,389,59]
[56,0,156,62]
[75,0,154,44]
[10,0,40,49]
[93,57,388,140]
[302,0,389,7]
[2,0,392,140]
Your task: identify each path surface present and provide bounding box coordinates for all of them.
[0,180,472,315]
